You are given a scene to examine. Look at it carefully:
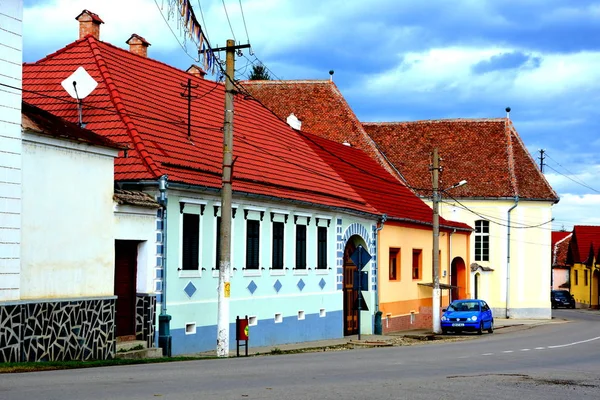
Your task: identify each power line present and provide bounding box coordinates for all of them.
[197,0,211,44]
[238,0,251,44]
[153,0,199,62]
[221,0,237,43]
[544,154,600,194]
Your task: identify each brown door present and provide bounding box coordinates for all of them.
[343,242,358,335]
[114,240,138,338]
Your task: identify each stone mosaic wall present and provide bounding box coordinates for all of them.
[0,298,115,363]
[136,294,156,348]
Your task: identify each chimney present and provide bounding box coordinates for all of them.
[126,34,151,58]
[75,10,104,40]
[186,65,207,79]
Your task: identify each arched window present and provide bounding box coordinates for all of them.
[474,220,490,261]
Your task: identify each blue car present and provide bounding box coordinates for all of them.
[441,299,494,335]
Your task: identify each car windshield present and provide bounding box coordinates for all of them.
[448,301,480,312]
[553,291,568,298]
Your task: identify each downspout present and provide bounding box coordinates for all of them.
[157,174,172,356]
[506,196,519,318]
[373,214,387,335]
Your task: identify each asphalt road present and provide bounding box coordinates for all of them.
[1,310,599,400]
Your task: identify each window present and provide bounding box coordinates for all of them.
[215,217,221,269]
[246,220,260,269]
[182,213,199,270]
[389,248,400,280]
[412,249,422,280]
[317,226,327,269]
[272,222,284,269]
[475,220,490,261]
[295,224,306,269]
[575,270,579,285]
[585,270,589,286]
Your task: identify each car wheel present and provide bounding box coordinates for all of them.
[488,320,494,334]
[477,322,483,335]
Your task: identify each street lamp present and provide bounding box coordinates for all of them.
[431,148,467,334]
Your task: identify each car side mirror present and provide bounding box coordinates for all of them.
[442,308,447,312]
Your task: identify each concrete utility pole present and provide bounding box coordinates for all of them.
[539,149,545,173]
[431,148,441,334]
[216,39,236,357]
[212,39,250,358]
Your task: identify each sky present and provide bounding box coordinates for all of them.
[21,0,600,231]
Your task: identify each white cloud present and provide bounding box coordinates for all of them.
[552,193,600,231]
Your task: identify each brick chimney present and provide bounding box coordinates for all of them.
[126,34,151,58]
[75,10,104,40]
[186,65,207,79]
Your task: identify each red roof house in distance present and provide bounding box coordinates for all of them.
[566,225,600,307]
[551,231,572,291]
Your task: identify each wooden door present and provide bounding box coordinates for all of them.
[343,242,358,335]
[114,240,138,338]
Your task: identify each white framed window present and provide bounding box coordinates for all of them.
[475,220,490,261]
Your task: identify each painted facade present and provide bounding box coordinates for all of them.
[378,222,470,332]
[0,0,22,301]
[136,187,378,354]
[566,226,600,308]
[435,199,553,318]
[551,231,571,291]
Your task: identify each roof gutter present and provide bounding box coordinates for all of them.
[506,196,519,318]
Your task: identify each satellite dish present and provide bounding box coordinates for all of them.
[61,67,97,127]
[61,66,97,100]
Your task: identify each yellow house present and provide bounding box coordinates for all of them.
[567,225,600,308]
[364,118,559,319]
[244,80,472,332]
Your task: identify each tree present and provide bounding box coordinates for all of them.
[248,64,271,80]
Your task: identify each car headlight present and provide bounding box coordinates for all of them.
[441,316,447,321]
[470,316,478,321]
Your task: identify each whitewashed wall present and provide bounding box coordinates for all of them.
[21,133,118,299]
[0,0,23,301]
[114,205,158,294]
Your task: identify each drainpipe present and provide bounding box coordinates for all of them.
[157,174,172,356]
[506,196,519,318]
[373,214,387,335]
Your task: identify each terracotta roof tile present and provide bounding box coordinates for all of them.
[363,120,559,201]
[552,231,572,267]
[569,225,600,264]
[21,101,123,149]
[22,36,376,214]
[241,80,402,180]
[300,131,471,231]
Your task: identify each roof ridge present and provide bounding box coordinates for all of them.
[87,37,162,178]
[362,118,507,125]
[241,79,331,85]
[503,118,519,197]
[24,34,95,65]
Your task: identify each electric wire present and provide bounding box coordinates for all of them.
[221,0,237,43]
[153,0,199,62]
[238,0,251,44]
[197,0,211,44]
[545,164,600,194]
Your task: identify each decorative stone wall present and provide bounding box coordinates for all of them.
[0,297,115,363]
[136,294,156,348]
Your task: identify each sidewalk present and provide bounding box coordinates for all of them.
[194,317,564,357]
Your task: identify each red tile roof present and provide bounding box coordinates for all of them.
[569,225,600,264]
[241,80,402,180]
[22,36,379,214]
[21,101,123,149]
[299,131,471,231]
[551,231,572,267]
[363,120,559,201]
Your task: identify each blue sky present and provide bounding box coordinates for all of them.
[22,0,600,230]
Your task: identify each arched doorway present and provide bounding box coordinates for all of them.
[343,235,368,336]
[450,257,467,301]
[592,270,600,309]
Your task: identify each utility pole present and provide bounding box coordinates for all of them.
[539,149,545,173]
[431,148,441,334]
[180,78,198,141]
[205,39,250,358]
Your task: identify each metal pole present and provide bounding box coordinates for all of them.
[216,39,235,357]
[357,248,362,341]
[432,148,441,334]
